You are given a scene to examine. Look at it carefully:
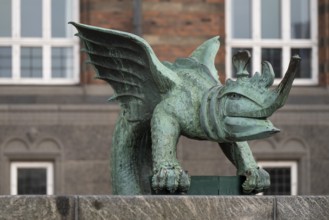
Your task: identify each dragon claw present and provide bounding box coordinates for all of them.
[152,161,191,194]
[242,167,270,194]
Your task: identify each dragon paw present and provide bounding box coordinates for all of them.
[242,167,270,194]
[152,161,190,194]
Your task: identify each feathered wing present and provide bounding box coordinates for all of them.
[70,22,180,122]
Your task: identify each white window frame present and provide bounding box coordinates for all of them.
[225,0,318,85]
[10,162,54,195]
[0,0,80,85]
[258,161,298,195]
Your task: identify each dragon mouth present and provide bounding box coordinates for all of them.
[223,116,280,141]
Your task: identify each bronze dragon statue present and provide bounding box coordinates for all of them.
[71,22,300,195]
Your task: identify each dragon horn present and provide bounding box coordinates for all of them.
[273,54,301,108]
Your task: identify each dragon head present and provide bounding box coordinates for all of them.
[200,50,301,142]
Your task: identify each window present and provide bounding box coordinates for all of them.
[0,0,79,84]
[258,161,297,195]
[226,0,318,85]
[10,162,54,195]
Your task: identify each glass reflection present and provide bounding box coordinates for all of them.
[17,168,47,195]
[0,0,11,37]
[51,47,74,78]
[21,47,42,78]
[232,0,251,39]
[261,0,281,39]
[262,48,282,78]
[21,0,42,37]
[291,48,311,78]
[52,0,73,38]
[263,167,291,195]
[291,0,310,39]
[0,47,12,78]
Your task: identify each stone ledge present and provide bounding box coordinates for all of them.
[0,195,328,220]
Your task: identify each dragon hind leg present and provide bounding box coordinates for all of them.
[111,116,152,195]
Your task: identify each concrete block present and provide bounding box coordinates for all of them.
[276,196,329,220]
[78,196,274,220]
[0,196,76,220]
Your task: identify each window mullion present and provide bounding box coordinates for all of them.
[281,0,290,42]
[310,0,318,85]
[282,46,290,77]
[225,0,233,79]
[10,163,18,195]
[226,45,232,78]
[225,0,232,41]
[252,0,261,75]
[312,46,318,84]
[43,0,51,81]
[252,0,261,40]
[43,0,51,39]
[47,163,54,195]
[12,0,20,38]
[12,0,20,81]
[291,162,298,195]
[310,0,318,42]
[253,46,261,75]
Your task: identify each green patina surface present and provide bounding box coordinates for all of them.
[71,22,300,195]
[188,176,245,195]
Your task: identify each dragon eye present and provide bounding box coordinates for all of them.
[229,93,241,100]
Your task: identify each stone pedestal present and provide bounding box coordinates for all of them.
[0,195,328,220]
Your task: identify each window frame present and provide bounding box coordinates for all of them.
[225,0,318,85]
[257,161,298,195]
[0,0,80,85]
[10,161,54,195]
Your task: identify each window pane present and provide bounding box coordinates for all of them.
[262,48,282,78]
[263,167,291,195]
[261,0,281,39]
[21,47,42,78]
[21,0,42,37]
[17,168,47,195]
[291,0,310,39]
[52,0,74,37]
[232,48,252,77]
[0,47,12,78]
[52,47,74,78]
[0,0,11,37]
[291,48,311,78]
[232,0,251,38]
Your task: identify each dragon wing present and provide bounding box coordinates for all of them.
[71,22,180,122]
[162,36,222,87]
[190,36,221,84]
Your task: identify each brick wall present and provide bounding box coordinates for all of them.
[319,0,329,87]
[80,0,226,84]
[80,0,134,85]
[80,0,329,87]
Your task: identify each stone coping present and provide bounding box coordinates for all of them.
[0,195,328,220]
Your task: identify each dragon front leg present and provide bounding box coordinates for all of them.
[219,141,270,194]
[150,107,190,194]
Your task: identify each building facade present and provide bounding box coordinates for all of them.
[0,0,328,195]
